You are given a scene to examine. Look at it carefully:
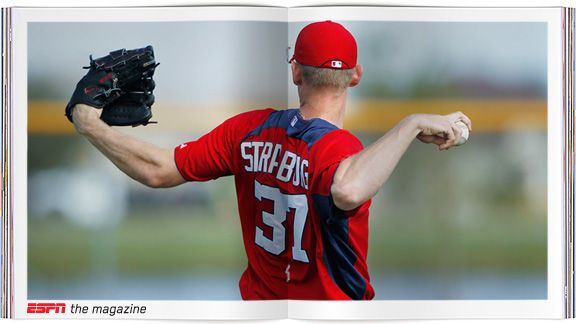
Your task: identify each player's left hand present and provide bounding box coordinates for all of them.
[65,45,159,127]
[71,103,103,133]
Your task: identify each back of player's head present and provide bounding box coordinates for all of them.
[290,20,357,70]
[290,21,358,90]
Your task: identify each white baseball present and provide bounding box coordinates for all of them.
[455,121,469,145]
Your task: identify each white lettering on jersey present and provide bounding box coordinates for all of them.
[292,155,301,187]
[241,142,253,172]
[300,159,309,189]
[251,142,264,172]
[241,141,309,190]
[277,151,297,182]
[268,144,282,174]
[259,142,273,173]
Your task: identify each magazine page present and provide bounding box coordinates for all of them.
[287,6,564,319]
[5,2,569,321]
[11,6,289,319]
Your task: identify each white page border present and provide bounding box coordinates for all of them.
[10,6,564,320]
[0,0,575,8]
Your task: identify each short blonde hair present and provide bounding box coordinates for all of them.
[300,64,355,90]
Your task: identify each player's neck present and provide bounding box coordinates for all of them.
[298,87,347,128]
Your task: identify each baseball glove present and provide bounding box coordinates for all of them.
[65,45,159,126]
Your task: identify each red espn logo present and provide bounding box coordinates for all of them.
[27,302,66,314]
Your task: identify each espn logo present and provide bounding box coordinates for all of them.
[27,302,66,314]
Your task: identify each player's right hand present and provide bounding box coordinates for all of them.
[412,112,472,150]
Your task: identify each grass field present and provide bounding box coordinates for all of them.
[28,206,546,279]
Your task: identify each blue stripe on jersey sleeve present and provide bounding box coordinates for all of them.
[242,109,339,149]
[312,194,367,300]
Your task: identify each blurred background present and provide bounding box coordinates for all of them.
[28,19,547,300]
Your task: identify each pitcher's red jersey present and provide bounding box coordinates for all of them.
[174,108,374,300]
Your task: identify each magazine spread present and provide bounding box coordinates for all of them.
[0,4,573,319]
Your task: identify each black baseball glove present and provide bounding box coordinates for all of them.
[65,45,159,126]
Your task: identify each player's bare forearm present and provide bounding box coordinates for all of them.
[72,104,185,188]
[331,116,420,210]
[331,112,471,211]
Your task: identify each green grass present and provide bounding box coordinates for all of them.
[368,217,546,271]
[28,206,546,278]
[28,208,246,278]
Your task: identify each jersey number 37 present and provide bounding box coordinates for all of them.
[254,180,309,263]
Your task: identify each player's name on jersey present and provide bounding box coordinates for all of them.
[241,141,309,190]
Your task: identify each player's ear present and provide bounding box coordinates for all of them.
[291,61,303,86]
[349,64,363,88]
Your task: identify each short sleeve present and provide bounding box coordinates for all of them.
[308,130,364,197]
[174,109,273,182]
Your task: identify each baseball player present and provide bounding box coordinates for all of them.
[67,21,471,300]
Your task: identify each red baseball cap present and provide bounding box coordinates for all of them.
[290,21,357,70]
